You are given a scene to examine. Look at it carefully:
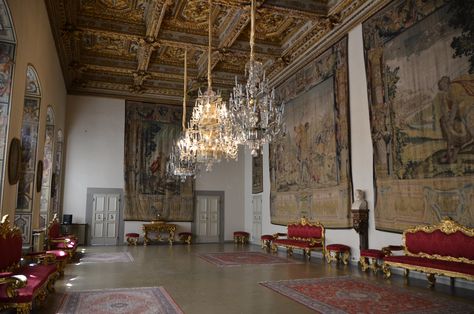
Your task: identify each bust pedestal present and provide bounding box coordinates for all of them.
[351,209,369,250]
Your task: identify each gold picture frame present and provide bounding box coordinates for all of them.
[8,137,21,185]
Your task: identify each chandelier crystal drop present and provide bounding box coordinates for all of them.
[229,0,285,157]
[186,0,240,171]
[166,49,198,182]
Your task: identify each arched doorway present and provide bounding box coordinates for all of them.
[39,106,55,228]
[52,129,64,218]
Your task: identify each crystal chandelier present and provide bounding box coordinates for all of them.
[167,49,198,182]
[187,0,239,171]
[229,0,285,157]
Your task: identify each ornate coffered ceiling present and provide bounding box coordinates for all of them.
[45,0,373,105]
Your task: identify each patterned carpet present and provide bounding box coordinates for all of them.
[198,251,302,267]
[57,286,183,314]
[79,252,134,264]
[260,276,474,313]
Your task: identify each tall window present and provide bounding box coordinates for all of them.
[39,107,54,227]
[52,129,64,218]
[15,65,41,244]
[0,0,16,207]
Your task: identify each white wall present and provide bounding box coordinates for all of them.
[244,25,402,261]
[195,148,245,241]
[2,0,67,225]
[63,95,245,242]
[63,95,125,223]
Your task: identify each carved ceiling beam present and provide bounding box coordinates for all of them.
[145,0,172,40]
[212,0,327,18]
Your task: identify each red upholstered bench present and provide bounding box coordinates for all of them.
[233,231,250,244]
[178,232,192,245]
[382,218,474,286]
[326,244,351,264]
[0,215,59,313]
[272,217,325,260]
[126,233,140,246]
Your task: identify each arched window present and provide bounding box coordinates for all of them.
[52,129,64,217]
[39,106,54,228]
[0,0,16,207]
[15,65,41,244]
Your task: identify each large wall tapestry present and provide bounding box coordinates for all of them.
[269,37,352,227]
[363,0,474,232]
[124,101,194,221]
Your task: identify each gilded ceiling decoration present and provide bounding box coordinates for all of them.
[45,0,378,104]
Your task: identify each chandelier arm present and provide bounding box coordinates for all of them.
[208,0,212,91]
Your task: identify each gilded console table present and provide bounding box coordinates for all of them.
[142,222,177,246]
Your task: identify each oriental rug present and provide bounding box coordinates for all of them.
[260,276,474,313]
[79,252,134,264]
[198,251,302,267]
[57,286,183,314]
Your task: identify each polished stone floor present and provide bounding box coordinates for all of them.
[34,243,474,314]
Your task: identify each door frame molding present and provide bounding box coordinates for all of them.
[192,190,225,243]
[86,187,124,245]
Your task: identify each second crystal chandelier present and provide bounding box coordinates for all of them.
[229,0,285,157]
[187,0,239,171]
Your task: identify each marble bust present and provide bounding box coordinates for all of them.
[351,189,368,210]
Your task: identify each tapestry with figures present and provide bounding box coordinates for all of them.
[270,37,352,227]
[124,101,194,221]
[363,0,474,232]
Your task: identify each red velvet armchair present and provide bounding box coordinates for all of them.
[0,215,59,313]
[47,214,78,258]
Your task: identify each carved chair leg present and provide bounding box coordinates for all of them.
[326,251,332,263]
[271,243,278,253]
[16,303,31,314]
[360,257,369,271]
[427,273,436,286]
[287,247,293,256]
[342,251,350,265]
[382,263,391,279]
[404,269,410,277]
[305,249,311,260]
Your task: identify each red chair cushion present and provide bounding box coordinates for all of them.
[326,244,350,252]
[384,255,474,275]
[261,235,274,240]
[0,264,57,303]
[234,231,249,236]
[46,250,68,261]
[361,249,385,259]
[126,233,140,238]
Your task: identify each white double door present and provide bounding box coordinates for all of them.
[195,194,221,243]
[90,193,121,245]
[252,195,262,242]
